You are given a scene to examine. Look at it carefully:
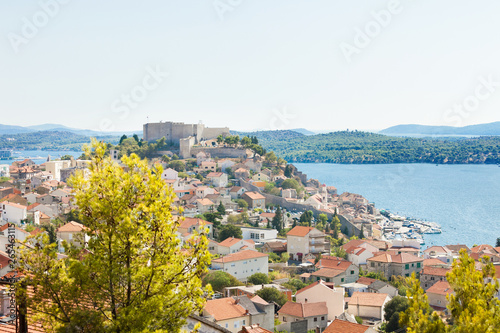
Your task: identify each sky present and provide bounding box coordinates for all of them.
[1,0,500,133]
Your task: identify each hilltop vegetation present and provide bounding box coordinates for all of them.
[0,131,119,150]
[252,130,500,164]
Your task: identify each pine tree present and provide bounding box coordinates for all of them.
[217,202,226,215]
[272,206,283,232]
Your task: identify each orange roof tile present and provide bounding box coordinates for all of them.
[278,301,327,318]
[242,191,265,200]
[311,268,345,278]
[421,266,450,277]
[356,277,376,286]
[218,237,243,248]
[348,292,389,307]
[204,297,247,321]
[240,325,273,333]
[324,319,371,333]
[426,281,453,296]
[57,221,85,232]
[286,226,314,237]
[368,253,422,264]
[424,258,448,267]
[212,249,267,264]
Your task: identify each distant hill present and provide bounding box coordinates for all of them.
[380,121,500,136]
[0,131,121,150]
[231,130,305,142]
[255,130,500,164]
[0,123,142,137]
[290,128,316,136]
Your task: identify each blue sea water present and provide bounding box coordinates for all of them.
[294,163,500,248]
[2,150,83,165]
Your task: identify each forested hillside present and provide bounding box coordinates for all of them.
[252,130,500,164]
[0,131,119,150]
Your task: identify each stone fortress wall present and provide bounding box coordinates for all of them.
[143,121,230,146]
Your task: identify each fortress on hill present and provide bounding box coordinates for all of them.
[143,121,238,158]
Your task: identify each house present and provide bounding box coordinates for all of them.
[224,284,292,302]
[295,280,345,320]
[241,192,266,209]
[347,292,391,320]
[240,227,278,242]
[258,213,275,225]
[0,194,27,206]
[202,295,274,333]
[423,258,449,268]
[310,257,359,285]
[178,217,213,238]
[426,280,453,311]
[234,168,250,179]
[200,161,217,172]
[218,237,256,255]
[0,224,30,251]
[196,198,215,214]
[286,226,329,261]
[251,173,269,182]
[36,194,54,205]
[196,151,212,165]
[230,186,246,199]
[57,221,89,250]
[277,301,328,332]
[423,246,454,265]
[0,202,27,223]
[367,253,423,279]
[211,250,268,282]
[161,168,179,181]
[342,239,378,266]
[420,266,450,290]
[218,159,236,172]
[0,251,12,277]
[323,319,376,333]
[239,324,273,333]
[445,244,471,256]
[367,280,398,298]
[207,172,229,187]
[195,186,216,198]
[261,241,287,255]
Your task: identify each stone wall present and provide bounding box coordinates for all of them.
[189,147,249,159]
[143,122,229,146]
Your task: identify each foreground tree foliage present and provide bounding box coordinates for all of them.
[400,250,500,332]
[18,140,211,333]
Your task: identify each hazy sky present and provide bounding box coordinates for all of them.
[1,0,500,132]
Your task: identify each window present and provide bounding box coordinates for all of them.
[371,263,375,267]
[282,317,287,322]
[261,233,264,239]
[231,264,236,267]
[417,262,421,268]
[250,233,255,239]
[314,317,318,322]
[321,316,325,321]
[341,278,344,282]
[412,263,414,267]
[243,261,247,265]
[405,273,409,277]
[350,270,354,275]
[405,264,409,270]
[242,320,245,325]
[431,277,435,281]
[225,323,228,328]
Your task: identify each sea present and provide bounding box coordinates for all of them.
[294,163,500,248]
[2,150,83,165]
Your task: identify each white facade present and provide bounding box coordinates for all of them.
[1,202,27,223]
[0,165,9,178]
[162,168,179,181]
[45,161,71,181]
[241,227,278,242]
[212,251,268,282]
[295,281,345,321]
[218,159,235,171]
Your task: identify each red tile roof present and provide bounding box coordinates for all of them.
[368,253,423,264]
[278,301,327,318]
[426,281,453,296]
[286,226,314,237]
[242,191,265,200]
[212,250,267,264]
[356,277,376,286]
[421,266,450,277]
[424,258,448,267]
[218,237,243,248]
[324,319,370,333]
[348,292,389,307]
[311,268,345,278]
[57,221,85,232]
[204,297,247,321]
[240,324,273,333]
[179,217,212,229]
